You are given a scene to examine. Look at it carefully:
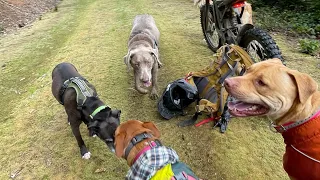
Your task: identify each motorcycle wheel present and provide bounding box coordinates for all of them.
[239,28,285,64]
[200,4,221,52]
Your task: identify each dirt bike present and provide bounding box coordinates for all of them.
[200,0,284,63]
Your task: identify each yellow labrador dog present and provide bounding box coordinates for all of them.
[224,58,320,179]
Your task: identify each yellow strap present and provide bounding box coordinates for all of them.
[151,164,174,180]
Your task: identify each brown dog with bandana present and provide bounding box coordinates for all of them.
[114,120,199,180]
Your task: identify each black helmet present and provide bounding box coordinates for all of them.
[158,78,198,120]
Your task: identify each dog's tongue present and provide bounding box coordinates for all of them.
[227,99,269,117]
[228,100,253,111]
[144,81,151,87]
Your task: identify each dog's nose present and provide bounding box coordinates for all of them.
[224,78,236,89]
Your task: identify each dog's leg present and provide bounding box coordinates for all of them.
[67,117,70,125]
[70,119,91,159]
[150,65,159,100]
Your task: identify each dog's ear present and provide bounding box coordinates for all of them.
[88,120,99,137]
[111,109,121,118]
[150,49,162,68]
[142,122,161,138]
[124,51,133,70]
[115,131,126,158]
[287,70,318,104]
[123,53,130,66]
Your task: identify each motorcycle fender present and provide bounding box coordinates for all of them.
[236,24,254,44]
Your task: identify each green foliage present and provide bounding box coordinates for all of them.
[299,38,320,55]
[249,0,320,36]
[315,25,320,34]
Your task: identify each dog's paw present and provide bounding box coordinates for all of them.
[82,152,91,160]
[136,87,149,94]
[68,122,70,125]
[150,91,159,100]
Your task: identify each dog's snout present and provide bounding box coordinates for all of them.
[224,78,237,89]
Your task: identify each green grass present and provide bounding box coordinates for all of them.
[0,0,319,179]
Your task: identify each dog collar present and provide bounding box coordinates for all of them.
[124,133,152,159]
[270,108,320,133]
[124,133,162,161]
[90,105,108,119]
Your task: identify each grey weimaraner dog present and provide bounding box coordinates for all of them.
[124,14,162,99]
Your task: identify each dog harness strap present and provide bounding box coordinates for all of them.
[271,108,320,133]
[63,77,96,107]
[171,162,199,180]
[171,172,197,180]
[59,77,86,105]
[124,133,153,159]
[90,105,108,119]
[217,61,239,84]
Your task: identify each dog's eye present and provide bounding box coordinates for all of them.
[257,80,266,86]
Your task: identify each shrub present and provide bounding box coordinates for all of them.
[299,38,320,55]
[249,0,320,36]
[315,25,320,34]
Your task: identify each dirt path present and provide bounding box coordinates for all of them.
[0,0,59,33]
[0,0,318,179]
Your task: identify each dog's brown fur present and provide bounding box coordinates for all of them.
[225,58,319,124]
[225,58,320,179]
[114,120,160,166]
[114,120,201,179]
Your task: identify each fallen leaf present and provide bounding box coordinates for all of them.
[94,168,106,173]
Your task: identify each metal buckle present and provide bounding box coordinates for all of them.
[132,137,138,144]
[269,122,286,133]
[269,122,279,133]
[195,105,201,113]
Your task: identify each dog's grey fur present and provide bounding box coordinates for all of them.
[124,14,162,99]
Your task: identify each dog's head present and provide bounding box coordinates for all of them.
[124,46,160,87]
[88,108,121,153]
[225,58,318,121]
[114,120,160,158]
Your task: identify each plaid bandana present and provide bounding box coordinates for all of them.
[126,145,179,180]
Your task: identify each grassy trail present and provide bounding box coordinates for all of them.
[0,0,318,179]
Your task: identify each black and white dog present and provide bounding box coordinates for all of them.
[51,62,120,159]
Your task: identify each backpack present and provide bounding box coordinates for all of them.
[158,44,254,132]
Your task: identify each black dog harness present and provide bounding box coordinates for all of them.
[124,133,162,159]
[59,77,108,119]
[59,77,95,105]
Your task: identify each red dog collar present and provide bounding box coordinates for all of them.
[270,108,320,133]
